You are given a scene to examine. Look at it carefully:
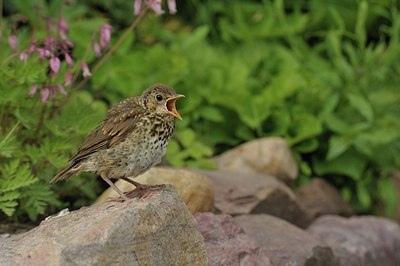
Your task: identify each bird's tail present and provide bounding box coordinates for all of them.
[50,165,80,184]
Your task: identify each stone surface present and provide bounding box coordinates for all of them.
[199,170,312,228]
[0,185,207,266]
[308,215,400,266]
[96,167,214,214]
[195,212,271,266]
[296,178,353,219]
[213,137,298,183]
[234,214,338,266]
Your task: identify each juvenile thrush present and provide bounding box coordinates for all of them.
[50,84,184,200]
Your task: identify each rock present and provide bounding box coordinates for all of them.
[307,215,400,266]
[199,170,312,228]
[96,167,214,214]
[213,137,298,183]
[195,212,271,265]
[234,214,338,266]
[296,178,353,219]
[0,185,207,266]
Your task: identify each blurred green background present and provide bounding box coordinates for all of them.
[0,0,399,224]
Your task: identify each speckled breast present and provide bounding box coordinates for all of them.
[99,116,175,178]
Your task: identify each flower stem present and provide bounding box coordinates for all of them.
[75,7,148,91]
[50,7,148,119]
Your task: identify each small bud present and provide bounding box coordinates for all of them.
[41,88,50,103]
[8,35,18,51]
[19,52,29,62]
[100,24,113,49]
[50,57,61,75]
[65,53,74,68]
[65,71,73,86]
[29,84,38,97]
[167,0,177,14]
[147,0,164,16]
[59,19,69,35]
[134,0,142,16]
[93,42,101,57]
[81,62,92,78]
[28,44,37,54]
[57,84,67,96]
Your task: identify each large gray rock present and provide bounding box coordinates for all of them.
[213,137,298,183]
[199,170,312,228]
[96,167,215,214]
[234,214,338,266]
[0,185,207,266]
[308,215,400,266]
[296,178,353,220]
[195,212,271,266]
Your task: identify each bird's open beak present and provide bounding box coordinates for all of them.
[165,94,185,120]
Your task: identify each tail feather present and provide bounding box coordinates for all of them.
[50,165,80,184]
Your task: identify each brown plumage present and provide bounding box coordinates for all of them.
[50,84,184,200]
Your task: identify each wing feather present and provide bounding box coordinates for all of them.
[69,96,145,164]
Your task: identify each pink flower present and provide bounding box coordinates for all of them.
[49,57,61,75]
[8,35,18,51]
[100,24,112,49]
[65,53,74,68]
[37,48,51,59]
[93,42,101,57]
[57,84,67,96]
[19,52,29,62]
[167,0,177,14]
[59,18,69,38]
[29,84,38,97]
[65,71,73,86]
[45,36,55,49]
[134,0,143,15]
[28,44,37,54]
[81,62,92,78]
[147,0,164,16]
[41,88,50,103]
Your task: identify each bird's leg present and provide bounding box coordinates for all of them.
[101,174,129,201]
[120,176,165,199]
[120,176,144,188]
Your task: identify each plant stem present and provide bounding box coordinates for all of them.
[75,7,148,91]
[50,8,148,119]
[35,104,47,144]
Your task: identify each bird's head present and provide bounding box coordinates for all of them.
[142,84,185,120]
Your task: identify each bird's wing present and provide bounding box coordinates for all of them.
[69,97,145,164]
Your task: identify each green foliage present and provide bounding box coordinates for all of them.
[1,0,400,222]
[91,0,399,216]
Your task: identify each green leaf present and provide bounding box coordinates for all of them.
[347,93,373,121]
[313,150,366,180]
[326,136,351,160]
[177,129,196,148]
[200,106,225,122]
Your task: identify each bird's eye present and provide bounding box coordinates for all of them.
[155,94,163,101]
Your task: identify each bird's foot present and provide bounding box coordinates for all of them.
[124,184,166,199]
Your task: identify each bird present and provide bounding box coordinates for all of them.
[50,84,184,200]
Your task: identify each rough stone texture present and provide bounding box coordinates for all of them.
[213,137,298,183]
[195,212,271,266]
[296,178,353,220]
[96,167,214,214]
[199,170,312,228]
[234,214,338,266]
[307,215,400,266]
[0,185,207,266]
